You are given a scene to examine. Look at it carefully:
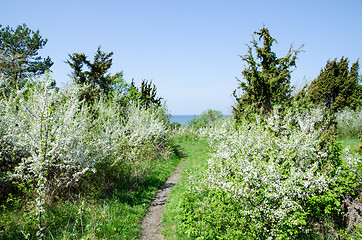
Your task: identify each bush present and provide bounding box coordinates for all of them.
[179,107,362,239]
[188,109,223,129]
[335,108,362,138]
[0,73,173,238]
[1,75,95,200]
[91,100,172,191]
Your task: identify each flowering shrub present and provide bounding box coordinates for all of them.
[179,107,362,239]
[1,76,94,197]
[90,99,172,189]
[335,108,362,138]
[0,73,173,238]
[0,74,172,199]
[123,103,170,146]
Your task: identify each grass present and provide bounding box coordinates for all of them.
[339,136,361,153]
[162,138,210,239]
[0,144,184,240]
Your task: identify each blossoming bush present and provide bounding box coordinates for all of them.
[179,107,362,239]
[335,108,362,138]
[1,76,94,200]
[0,73,174,238]
[0,74,172,200]
[90,98,172,190]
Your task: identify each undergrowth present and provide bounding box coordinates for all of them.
[0,143,183,239]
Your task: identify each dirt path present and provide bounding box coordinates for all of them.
[140,162,184,240]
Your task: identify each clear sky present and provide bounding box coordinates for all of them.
[1,0,361,115]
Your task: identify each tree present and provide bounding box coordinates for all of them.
[66,46,122,103]
[128,79,162,109]
[233,27,302,120]
[307,57,360,111]
[0,24,53,88]
[188,109,223,129]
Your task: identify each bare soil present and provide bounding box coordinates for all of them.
[140,162,184,240]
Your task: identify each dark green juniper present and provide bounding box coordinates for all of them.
[307,57,360,112]
[66,46,122,103]
[233,26,302,120]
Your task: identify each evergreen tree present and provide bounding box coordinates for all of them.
[66,46,122,103]
[307,57,360,111]
[0,24,53,88]
[233,27,302,120]
[128,79,162,109]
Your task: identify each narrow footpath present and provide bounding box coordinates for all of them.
[140,162,185,240]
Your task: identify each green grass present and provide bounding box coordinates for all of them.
[339,136,361,153]
[162,138,210,239]
[0,145,184,240]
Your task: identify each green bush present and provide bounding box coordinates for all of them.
[178,107,362,239]
[335,108,362,138]
[188,109,223,129]
[0,74,173,239]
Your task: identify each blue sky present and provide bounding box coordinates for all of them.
[1,0,361,115]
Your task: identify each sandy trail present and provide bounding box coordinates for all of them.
[140,163,184,240]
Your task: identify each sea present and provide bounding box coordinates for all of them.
[169,115,200,125]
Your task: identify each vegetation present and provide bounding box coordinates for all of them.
[188,109,223,129]
[164,108,362,239]
[0,24,172,238]
[336,108,362,138]
[162,26,362,239]
[1,23,362,239]
[1,140,183,239]
[0,72,175,238]
[307,57,360,112]
[0,24,53,89]
[162,138,210,239]
[129,80,163,110]
[233,27,302,119]
[66,46,122,103]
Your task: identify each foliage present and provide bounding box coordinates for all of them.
[127,79,163,110]
[307,57,360,112]
[233,27,302,120]
[65,46,122,103]
[178,108,362,239]
[335,107,362,138]
[162,138,210,240]
[0,144,183,240]
[0,24,53,89]
[0,72,173,238]
[188,109,223,129]
[2,74,93,198]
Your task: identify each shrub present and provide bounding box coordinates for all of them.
[188,109,223,129]
[179,107,362,239]
[0,74,174,238]
[91,100,172,191]
[1,75,96,200]
[335,108,362,138]
[0,74,172,199]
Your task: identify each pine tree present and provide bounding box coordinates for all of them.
[307,57,360,111]
[0,24,53,89]
[233,27,301,120]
